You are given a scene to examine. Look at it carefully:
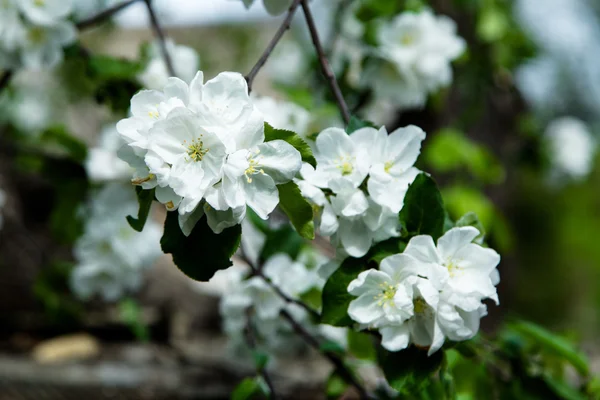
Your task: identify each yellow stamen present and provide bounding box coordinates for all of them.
[34,0,45,6]
[401,33,414,46]
[165,201,175,210]
[384,161,393,173]
[185,137,209,162]
[131,174,155,185]
[375,282,397,306]
[414,297,428,314]
[244,150,264,183]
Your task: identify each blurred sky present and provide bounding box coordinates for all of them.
[115,0,271,27]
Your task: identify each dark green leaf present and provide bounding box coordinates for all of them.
[260,223,304,262]
[399,173,445,241]
[88,54,143,80]
[264,123,316,167]
[231,377,262,400]
[321,257,367,326]
[378,346,445,393]
[320,340,346,356]
[126,187,155,232]
[367,238,404,264]
[277,181,315,240]
[161,212,241,282]
[252,351,269,371]
[509,320,589,376]
[346,115,377,134]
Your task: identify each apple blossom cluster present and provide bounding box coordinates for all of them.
[545,117,597,180]
[348,227,500,355]
[137,39,200,91]
[296,125,425,257]
[116,71,303,236]
[70,183,162,301]
[0,0,76,70]
[365,9,466,109]
[218,248,347,357]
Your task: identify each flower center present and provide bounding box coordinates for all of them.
[384,161,394,173]
[445,260,462,278]
[34,0,45,6]
[335,155,354,176]
[185,137,209,162]
[376,282,397,306]
[244,150,265,183]
[413,297,428,315]
[400,33,415,46]
[28,27,45,44]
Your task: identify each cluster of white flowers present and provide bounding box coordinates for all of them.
[218,249,347,357]
[365,9,466,109]
[347,227,500,355]
[85,124,133,183]
[70,183,162,301]
[137,39,200,91]
[116,71,303,236]
[0,0,76,70]
[296,125,425,257]
[545,117,597,180]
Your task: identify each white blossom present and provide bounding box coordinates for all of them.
[137,39,200,90]
[85,125,133,183]
[545,117,596,180]
[369,10,465,108]
[70,183,162,301]
[18,0,73,26]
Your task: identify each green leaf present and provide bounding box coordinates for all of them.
[264,122,316,167]
[455,211,486,243]
[260,223,304,262]
[88,54,143,80]
[119,298,150,342]
[347,331,376,361]
[277,181,315,240]
[367,238,404,264]
[252,351,269,371]
[326,372,348,399]
[509,320,590,376]
[346,115,377,134]
[543,376,587,400]
[321,257,367,326]
[231,377,262,400]
[378,346,445,393]
[399,173,445,241]
[127,187,155,232]
[161,212,241,282]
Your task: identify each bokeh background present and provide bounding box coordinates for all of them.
[1,0,599,397]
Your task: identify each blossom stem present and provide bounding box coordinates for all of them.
[279,308,372,399]
[244,310,280,399]
[245,0,303,92]
[75,0,142,30]
[300,0,351,126]
[143,0,176,77]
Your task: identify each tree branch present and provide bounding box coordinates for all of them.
[279,308,371,399]
[245,0,303,92]
[75,0,141,30]
[245,310,279,399]
[300,0,351,125]
[143,0,176,77]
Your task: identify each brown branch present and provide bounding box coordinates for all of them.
[75,0,141,30]
[280,308,371,399]
[245,0,303,92]
[300,0,351,126]
[244,310,280,399]
[143,0,176,77]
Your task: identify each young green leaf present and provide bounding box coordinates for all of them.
[161,212,241,282]
[264,123,316,167]
[321,257,367,326]
[126,187,155,232]
[277,181,315,240]
[260,223,304,262]
[346,115,377,134]
[455,211,486,243]
[399,173,445,241]
[231,377,263,400]
[378,346,445,393]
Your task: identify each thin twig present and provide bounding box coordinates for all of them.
[245,0,303,92]
[143,0,176,77]
[280,308,371,399]
[300,0,351,125]
[75,0,141,30]
[245,310,280,399]
[249,262,320,320]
